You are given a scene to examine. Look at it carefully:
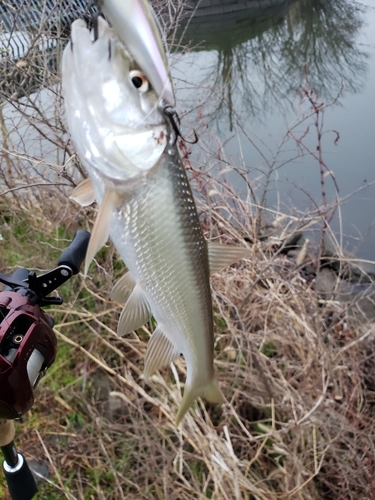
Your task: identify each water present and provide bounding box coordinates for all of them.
[171,0,375,259]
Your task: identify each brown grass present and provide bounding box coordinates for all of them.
[2,182,374,499]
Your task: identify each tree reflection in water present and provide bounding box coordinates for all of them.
[176,0,369,128]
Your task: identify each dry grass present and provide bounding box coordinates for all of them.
[1,1,375,499]
[2,183,375,499]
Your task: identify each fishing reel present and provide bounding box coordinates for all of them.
[0,289,56,419]
[0,230,90,420]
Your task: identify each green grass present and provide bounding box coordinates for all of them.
[42,344,80,392]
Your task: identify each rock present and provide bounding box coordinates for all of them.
[28,460,50,484]
[315,267,375,324]
[279,232,304,254]
[321,245,375,284]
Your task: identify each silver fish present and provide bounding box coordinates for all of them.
[62,16,249,425]
[96,0,175,107]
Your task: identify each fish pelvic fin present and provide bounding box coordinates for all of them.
[208,242,251,275]
[175,377,224,427]
[84,188,120,276]
[117,283,151,336]
[144,326,180,379]
[110,271,136,304]
[69,178,96,207]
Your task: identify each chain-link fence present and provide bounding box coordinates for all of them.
[0,1,99,207]
[0,1,96,97]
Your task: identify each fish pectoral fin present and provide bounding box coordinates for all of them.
[208,242,251,275]
[175,378,224,427]
[69,178,96,207]
[144,327,180,379]
[110,271,136,304]
[117,283,151,336]
[84,188,120,275]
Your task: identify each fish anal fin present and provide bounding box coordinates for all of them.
[117,283,151,336]
[110,271,136,304]
[208,242,251,275]
[175,377,224,426]
[70,178,96,207]
[144,327,180,379]
[84,189,120,275]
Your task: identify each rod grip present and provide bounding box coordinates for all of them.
[3,453,38,500]
[0,419,15,447]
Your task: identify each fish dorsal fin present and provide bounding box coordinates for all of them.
[110,272,136,304]
[144,326,180,379]
[84,188,120,275]
[208,242,251,275]
[117,283,151,336]
[69,178,96,207]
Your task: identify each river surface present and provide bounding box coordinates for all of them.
[170,0,375,259]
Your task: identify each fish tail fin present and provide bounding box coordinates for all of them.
[175,378,224,427]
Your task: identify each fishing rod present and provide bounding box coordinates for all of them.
[0,230,90,500]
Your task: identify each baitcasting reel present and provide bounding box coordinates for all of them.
[0,230,90,419]
[0,289,57,419]
[0,230,90,500]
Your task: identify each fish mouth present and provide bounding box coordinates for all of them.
[113,125,168,169]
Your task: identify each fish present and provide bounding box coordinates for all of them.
[62,15,250,425]
[96,0,175,107]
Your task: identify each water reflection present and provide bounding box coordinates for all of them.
[177,0,369,126]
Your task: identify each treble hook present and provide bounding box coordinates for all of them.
[163,107,198,145]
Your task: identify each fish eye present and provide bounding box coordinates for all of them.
[129,70,149,93]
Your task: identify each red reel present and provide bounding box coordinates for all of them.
[0,292,57,419]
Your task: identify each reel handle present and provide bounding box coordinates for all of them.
[57,230,90,274]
